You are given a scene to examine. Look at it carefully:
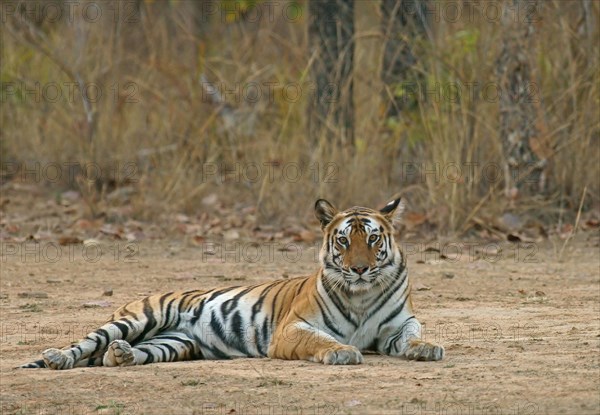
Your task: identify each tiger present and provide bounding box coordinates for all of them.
[21,197,444,369]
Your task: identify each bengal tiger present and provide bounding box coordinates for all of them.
[21,197,444,369]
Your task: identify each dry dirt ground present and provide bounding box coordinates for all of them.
[1,234,599,415]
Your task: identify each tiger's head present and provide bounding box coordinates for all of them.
[315,197,405,294]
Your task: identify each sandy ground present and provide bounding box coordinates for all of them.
[1,234,599,415]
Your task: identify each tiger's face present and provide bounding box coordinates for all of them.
[315,197,404,293]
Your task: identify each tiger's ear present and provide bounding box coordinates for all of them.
[380,197,404,226]
[315,199,338,229]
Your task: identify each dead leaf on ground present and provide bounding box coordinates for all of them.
[4,224,20,233]
[82,301,111,308]
[192,235,206,245]
[100,224,124,240]
[18,292,48,298]
[292,230,316,243]
[58,236,83,246]
[73,219,96,230]
[413,282,431,291]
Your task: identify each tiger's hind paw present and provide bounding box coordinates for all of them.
[404,339,444,361]
[103,340,135,367]
[42,348,74,370]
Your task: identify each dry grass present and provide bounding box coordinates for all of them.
[1,0,598,233]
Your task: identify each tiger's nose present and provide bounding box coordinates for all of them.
[351,266,369,275]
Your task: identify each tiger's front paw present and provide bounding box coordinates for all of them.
[404,339,444,361]
[42,348,74,370]
[103,340,135,367]
[319,345,364,365]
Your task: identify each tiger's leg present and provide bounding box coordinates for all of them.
[40,317,151,370]
[268,322,363,365]
[377,316,444,361]
[23,292,203,369]
[103,332,201,367]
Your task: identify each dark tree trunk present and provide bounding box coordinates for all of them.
[496,0,549,199]
[308,0,355,146]
[381,0,428,116]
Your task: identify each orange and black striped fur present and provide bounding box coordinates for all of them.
[21,197,444,369]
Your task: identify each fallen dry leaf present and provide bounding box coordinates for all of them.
[192,235,206,245]
[18,292,48,298]
[58,236,83,246]
[82,301,111,308]
[413,282,431,291]
[292,230,316,243]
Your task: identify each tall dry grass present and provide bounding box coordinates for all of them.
[1,0,598,233]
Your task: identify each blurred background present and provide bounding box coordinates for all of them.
[1,0,598,239]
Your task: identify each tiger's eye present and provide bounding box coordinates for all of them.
[338,237,348,244]
[369,234,378,242]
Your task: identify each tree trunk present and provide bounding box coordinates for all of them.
[308,0,355,147]
[380,0,429,116]
[496,0,549,199]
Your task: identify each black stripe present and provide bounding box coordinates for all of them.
[269,283,285,331]
[209,309,249,356]
[72,344,83,359]
[255,324,266,356]
[161,343,177,361]
[137,347,154,364]
[383,317,416,354]
[112,321,130,341]
[364,266,407,320]
[230,311,250,355]
[293,312,312,327]
[119,306,138,319]
[207,286,240,303]
[190,298,207,326]
[295,278,310,297]
[130,297,158,345]
[209,310,227,343]
[315,295,343,338]
[221,286,255,318]
[321,276,357,326]
[92,329,111,354]
[160,295,178,331]
[208,346,230,359]
[251,281,280,324]
[378,292,409,331]
[384,330,404,354]
[261,317,270,353]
